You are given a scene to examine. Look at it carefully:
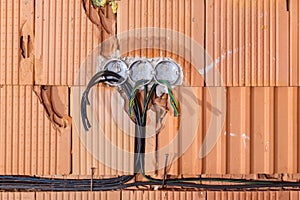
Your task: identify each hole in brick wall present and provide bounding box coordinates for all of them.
[20,36,25,58]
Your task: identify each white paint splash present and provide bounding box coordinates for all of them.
[199,48,240,75]
[242,133,250,149]
[224,132,250,150]
[230,132,237,137]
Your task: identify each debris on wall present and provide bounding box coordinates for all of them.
[82,0,116,35]
[33,86,72,133]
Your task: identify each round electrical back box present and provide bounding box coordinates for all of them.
[129,60,154,85]
[154,60,180,85]
[104,59,128,85]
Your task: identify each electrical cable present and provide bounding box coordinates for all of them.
[136,83,300,187]
[4,70,300,191]
[142,83,158,126]
[80,70,136,187]
[128,80,149,118]
[81,73,300,190]
[157,80,179,116]
[1,176,300,191]
[80,70,148,185]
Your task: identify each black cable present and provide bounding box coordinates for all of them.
[2,176,300,191]
[3,69,296,191]
[81,78,118,130]
[80,70,146,184]
[135,83,300,187]
[72,71,300,190]
[80,71,135,187]
[142,83,158,126]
